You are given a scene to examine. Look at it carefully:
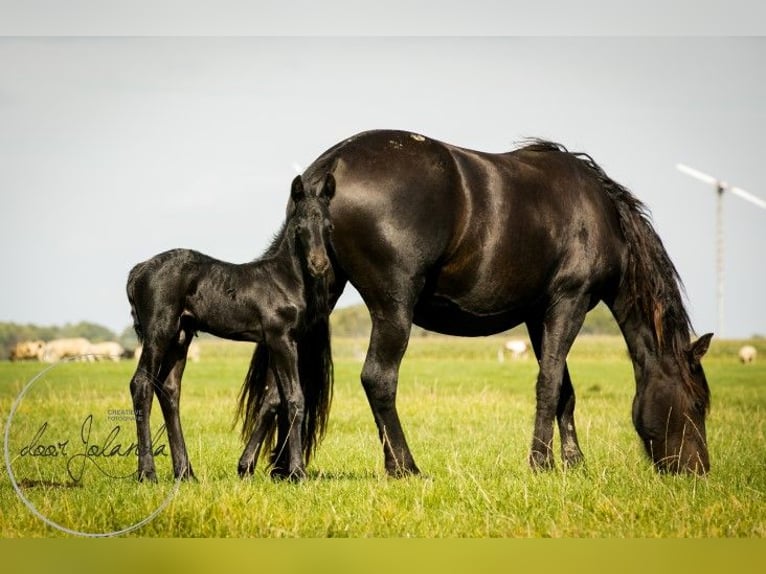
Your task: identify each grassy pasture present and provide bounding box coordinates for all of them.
[1,335,764,538]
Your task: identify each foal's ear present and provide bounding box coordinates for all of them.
[291,175,306,202]
[688,333,713,366]
[320,173,336,201]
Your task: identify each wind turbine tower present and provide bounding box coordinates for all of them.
[676,163,766,336]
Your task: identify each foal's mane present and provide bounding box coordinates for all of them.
[257,212,330,323]
[519,139,708,409]
[237,199,334,465]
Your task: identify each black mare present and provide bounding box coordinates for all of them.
[127,175,335,481]
[240,129,713,478]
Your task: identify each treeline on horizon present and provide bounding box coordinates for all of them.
[1,303,624,360]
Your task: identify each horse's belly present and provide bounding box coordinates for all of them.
[413,293,533,337]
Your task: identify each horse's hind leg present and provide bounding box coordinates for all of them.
[555,365,584,468]
[153,330,195,480]
[362,304,420,477]
[526,296,588,471]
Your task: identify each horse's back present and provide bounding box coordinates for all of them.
[307,130,626,333]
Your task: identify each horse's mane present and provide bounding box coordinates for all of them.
[519,139,708,409]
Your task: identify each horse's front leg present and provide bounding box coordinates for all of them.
[528,295,589,471]
[527,321,585,469]
[267,335,306,481]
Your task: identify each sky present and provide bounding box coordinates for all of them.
[1,10,765,339]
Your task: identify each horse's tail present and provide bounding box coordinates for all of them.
[571,150,693,353]
[236,316,334,466]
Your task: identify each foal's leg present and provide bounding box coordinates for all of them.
[362,305,420,477]
[153,332,195,480]
[527,295,589,471]
[267,335,306,480]
[269,404,293,480]
[238,372,280,477]
[129,344,165,482]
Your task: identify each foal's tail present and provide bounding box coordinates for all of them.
[237,316,334,466]
[126,262,146,345]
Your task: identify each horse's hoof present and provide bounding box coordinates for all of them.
[528,450,555,472]
[561,450,585,469]
[386,464,421,478]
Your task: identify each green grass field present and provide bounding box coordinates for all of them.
[1,335,764,538]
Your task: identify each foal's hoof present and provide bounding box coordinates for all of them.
[175,464,197,482]
[270,465,306,482]
[137,469,158,483]
[237,461,255,478]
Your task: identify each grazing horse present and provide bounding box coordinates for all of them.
[127,174,335,481]
[244,130,713,476]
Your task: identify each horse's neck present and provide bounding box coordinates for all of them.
[609,293,674,374]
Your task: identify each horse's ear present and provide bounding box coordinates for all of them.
[688,333,713,365]
[321,173,336,201]
[291,175,306,202]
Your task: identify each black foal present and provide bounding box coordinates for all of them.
[126,174,335,481]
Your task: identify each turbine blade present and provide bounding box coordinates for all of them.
[676,163,720,186]
[730,186,766,210]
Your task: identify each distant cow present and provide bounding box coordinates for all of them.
[498,338,530,362]
[86,341,125,362]
[9,340,45,361]
[739,345,757,364]
[40,337,91,362]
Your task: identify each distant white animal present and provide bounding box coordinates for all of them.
[9,340,45,361]
[738,345,757,364]
[134,341,200,363]
[498,338,530,362]
[40,337,91,362]
[86,341,125,362]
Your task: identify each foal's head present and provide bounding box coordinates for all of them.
[288,173,335,278]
